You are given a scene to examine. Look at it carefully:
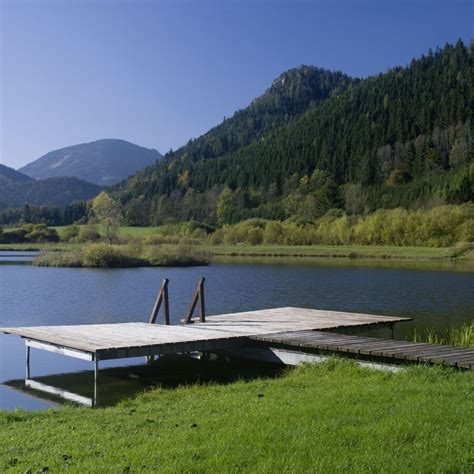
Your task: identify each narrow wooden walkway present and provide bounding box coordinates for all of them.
[250,330,474,369]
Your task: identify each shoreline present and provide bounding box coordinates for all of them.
[1,242,473,265]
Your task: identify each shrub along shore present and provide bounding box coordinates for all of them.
[2,241,473,267]
[33,243,210,268]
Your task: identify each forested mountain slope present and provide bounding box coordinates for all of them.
[161,66,355,163]
[0,163,102,210]
[0,164,33,183]
[118,41,473,225]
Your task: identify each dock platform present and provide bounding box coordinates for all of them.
[1,307,405,362]
[3,306,470,406]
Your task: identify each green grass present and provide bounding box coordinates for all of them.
[1,360,472,472]
[51,225,164,238]
[0,242,74,251]
[412,321,474,348]
[1,241,472,264]
[33,243,210,268]
[203,243,461,260]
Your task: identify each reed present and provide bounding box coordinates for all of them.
[411,322,474,348]
[33,243,210,268]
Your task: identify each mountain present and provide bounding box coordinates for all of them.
[0,164,33,183]
[164,66,355,163]
[20,139,162,186]
[115,40,473,225]
[0,164,102,210]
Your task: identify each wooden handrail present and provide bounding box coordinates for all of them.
[149,278,170,325]
[184,277,206,324]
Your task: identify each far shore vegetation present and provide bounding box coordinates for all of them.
[33,242,210,268]
[0,194,472,266]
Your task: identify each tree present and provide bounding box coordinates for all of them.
[343,183,366,215]
[92,192,122,243]
[216,188,235,226]
[21,204,32,223]
[101,41,473,223]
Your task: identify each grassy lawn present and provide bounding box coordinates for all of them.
[1,360,472,473]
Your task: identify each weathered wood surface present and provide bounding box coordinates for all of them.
[251,330,474,369]
[184,277,206,324]
[0,307,409,359]
[149,278,170,325]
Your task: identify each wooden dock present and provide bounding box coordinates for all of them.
[2,306,471,406]
[1,308,406,362]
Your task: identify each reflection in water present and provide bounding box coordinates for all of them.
[215,255,474,273]
[4,355,284,408]
[0,250,39,264]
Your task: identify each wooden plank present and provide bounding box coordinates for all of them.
[385,346,468,358]
[421,352,474,362]
[250,329,474,369]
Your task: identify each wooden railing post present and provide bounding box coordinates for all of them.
[184,277,206,324]
[199,278,205,322]
[149,278,170,325]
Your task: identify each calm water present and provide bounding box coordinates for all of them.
[0,254,473,410]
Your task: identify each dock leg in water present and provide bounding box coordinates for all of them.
[25,343,31,380]
[93,356,99,407]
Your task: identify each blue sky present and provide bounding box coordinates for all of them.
[1,0,472,169]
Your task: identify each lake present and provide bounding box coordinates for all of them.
[0,253,473,410]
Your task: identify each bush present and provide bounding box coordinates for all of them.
[61,225,80,242]
[77,224,101,243]
[209,228,224,245]
[0,227,29,243]
[211,204,474,247]
[0,224,59,243]
[263,221,284,244]
[34,251,83,267]
[146,245,210,266]
[82,243,142,268]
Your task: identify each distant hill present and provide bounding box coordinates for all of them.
[0,164,33,183]
[115,41,473,225]
[0,164,102,210]
[20,139,162,186]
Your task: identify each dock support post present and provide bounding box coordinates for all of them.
[93,356,99,408]
[25,344,31,380]
[390,322,394,339]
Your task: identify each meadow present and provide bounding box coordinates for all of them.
[1,360,472,473]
